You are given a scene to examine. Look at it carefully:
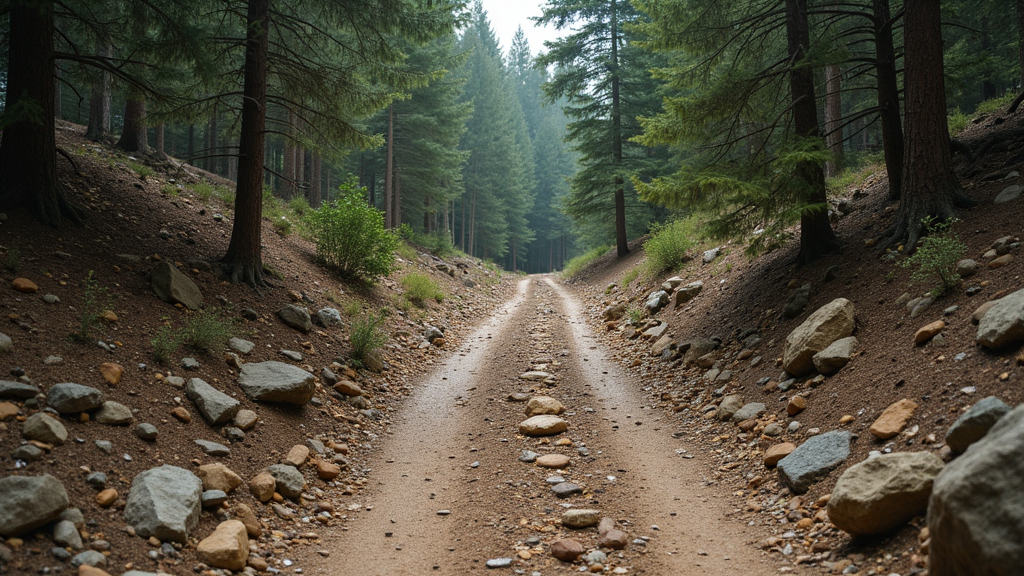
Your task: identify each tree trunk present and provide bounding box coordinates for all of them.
[187,123,195,164]
[296,146,306,196]
[469,188,476,257]
[460,193,466,251]
[118,96,149,154]
[981,14,996,102]
[53,62,62,121]
[222,0,269,285]
[874,0,904,201]
[309,153,322,208]
[824,63,843,179]
[155,123,166,160]
[786,0,840,266]
[610,0,629,258]
[207,108,219,174]
[394,170,402,228]
[1018,0,1024,87]
[384,105,394,228]
[85,44,112,141]
[0,0,80,226]
[282,110,296,197]
[886,0,973,251]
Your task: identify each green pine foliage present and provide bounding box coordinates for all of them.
[309,179,399,282]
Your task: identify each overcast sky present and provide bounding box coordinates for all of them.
[478,0,563,57]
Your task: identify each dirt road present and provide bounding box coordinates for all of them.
[305,277,777,575]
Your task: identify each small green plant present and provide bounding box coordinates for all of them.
[288,195,311,217]
[178,309,235,353]
[885,270,895,283]
[396,242,418,261]
[342,300,362,317]
[161,184,180,197]
[151,324,179,364]
[72,271,112,342]
[308,178,398,282]
[644,218,696,277]
[3,245,21,273]
[349,312,387,365]
[272,216,292,237]
[621,268,639,286]
[401,274,444,307]
[562,245,610,280]
[128,162,153,179]
[626,306,643,325]
[193,182,215,202]
[901,216,967,297]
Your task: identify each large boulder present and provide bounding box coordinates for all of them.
[276,305,312,333]
[185,378,241,424]
[124,465,203,543]
[673,281,703,308]
[828,452,944,536]
[238,362,315,405]
[976,288,1024,349]
[782,298,856,376]
[928,404,1024,576]
[812,336,858,375]
[196,520,248,571]
[645,291,669,315]
[945,396,1012,453]
[22,413,68,445]
[150,261,203,310]
[46,383,104,413]
[777,431,852,494]
[0,474,69,536]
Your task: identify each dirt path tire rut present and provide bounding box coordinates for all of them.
[306,277,777,575]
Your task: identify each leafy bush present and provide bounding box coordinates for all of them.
[288,195,311,217]
[161,183,180,197]
[644,218,696,276]
[272,215,292,237]
[626,306,643,324]
[401,274,444,307]
[901,217,967,297]
[151,324,178,364]
[72,271,112,342]
[349,312,387,364]
[562,245,609,280]
[193,182,215,202]
[149,309,236,363]
[308,179,398,281]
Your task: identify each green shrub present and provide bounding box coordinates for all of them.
[308,178,398,281]
[621,268,639,286]
[644,218,696,276]
[401,274,444,307]
[626,305,643,324]
[396,242,418,261]
[288,195,311,217]
[151,324,178,364]
[129,162,153,179]
[161,184,180,197]
[901,216,967,297]
[193,182,215,202]
[3,245,21,273]
[562,245,609,280]
[272,216,292,237]
[72,271,112,342]
[341,300,362,316]
[178,309,235,352]
[349,312,387,364]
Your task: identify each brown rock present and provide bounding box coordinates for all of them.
[234,409,258,430]
[764,443,797,468]
[284,445,310,467]
[341,366,358,380]
[171,406,192,423]
[870,398,919,440]
[315,459,341,481]
[787,396,807,416]
[915,321,946,345]
[98,363,124,385]
[96,489,118,508]
[432,337,445,347]
[196,520,248,571]
[231,503,262,538]
[525,396,565,417]
[972,300,1000,324]
[0,401,18,421]
[249,472,276,503]
[99,310,118,323]
[332,380,363,397]
[550,538,585,562]
[989,254,1014,269]
[536,454,571,469]
[78,567,112,576]
[248,556,269,571]
[597,517,628,550]
[11,278,38,294]
[518,415,568,436]
[198,463,243,494]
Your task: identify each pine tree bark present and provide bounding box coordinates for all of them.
[384,105,394,228]
[0,0,81,226]
[53,62,62,120]
[222,0,269,285]
[824,63,843,179]
[155,123,167,160]
[308,153,322,208]
[85,44,112,141]
[885,0,974,251]
[786,0,840,266]
[117,96,149,154]
[610,0,629,258]
[1018,0,1024,87]
[873,0,904,201]
[282,110,296,197]
[207,108,219,174]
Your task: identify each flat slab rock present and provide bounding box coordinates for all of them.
[519,415,568,436]
[777,430,851,494]
[238,362,315,405]
[47,383,104,413]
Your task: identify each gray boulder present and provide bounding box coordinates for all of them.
[363,349,385,373]
[47,383,104,413]
[945,396,1012,453]
[976,288,1024,349]
[782,298,856,376]
[812,336,858,375]
[928,404,1024,576]
[782,283,812,319]
[681,338,716,367]
[957,259,979,278]
[277,305,312,333]
[53,520,83,550]
[22,413,68,445]
[731,402,766,423]
[994,184,1023,203]
[645,291,669,315]
[185,378,241,424]
[0,380,38,399]
[265,464,305,500]
[71,550,107,568]
[717,395,744,422]
[777,430,852,494]
[702,247,721,264]
[150,261,203,310]
[828,452,944,536]
[228,337,255,355]
[601,303,626,321]
[94,401,133,425]
[0,474,69,536]
[0,332,11,353]
[673,281,703,307]
[124,465,202,543]
[315,308,342,328]
[238,362,315,405]
[423,325,444,343]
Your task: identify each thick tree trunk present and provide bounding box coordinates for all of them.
[886,0,973,251]
[308,153,322,208]
[207,108,219,174]
[187,124,195,164]
[53,62,62,120]
[85,44,112,141]
[469,188,476,257]
[296,147,306,196]
[1018,0,1024,87]
[384,105,394,228]
[786,0,840,266]
[981,15,996,101]
[222,0,269,285]
[874,0,904,201]
[0,0,80,226]
[154,123,166,160]
[394,170,402,228]
[824,63,843,179]
[282,110,296,196]
[117,96,149,154]
[610,0,629,258]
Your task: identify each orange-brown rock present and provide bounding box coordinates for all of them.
[196,520,248,571]
[171,406,192,423]
[787,396,807,416]
[78,566,112,576]
[11,278,38,293]
[249,472,276,503]
[315,459,341,481]
[99,363,125,385]
[283,445,310,467]
[870,399,918,440]
[914,321,946,345]
[0,401,18,421]
[96,488,118,507]
[764,443,796,468]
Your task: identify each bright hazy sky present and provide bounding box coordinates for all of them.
[478,0,563,57]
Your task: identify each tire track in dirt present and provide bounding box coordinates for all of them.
[304,277,776,575]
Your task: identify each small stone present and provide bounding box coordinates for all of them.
[85,472,107,489]
[171,406,191,423]
[22,412,68,445]
[196,520,248,571]
[486,558,513,568]
[525,395,565,417]
[915,321,946,345]
[52,520,83,550]
[787,396,807,417]
[11,278,38,294]
[332,380,363,397]
[519,415,568,436]
[202,490,228,508]
[988,254,1014,269]
[280,350,303,362]
[234,409,258,430]
[198,463,243,494]
[870,399,919,440]
[135,423,158,441]
[536,454,571,468]
[551,482,582,498]
[71,550,107,568]
[519,450,539,463]
[181,357,200,370]
[94,401,133,425]
[284,444,310,467]
[764,443,796,468]
[95,489,118,508]
[562,509,601,528]
[195,439,231,457]
[315,459,341,481]
[249,472,276,503]
[551,538,585,561]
